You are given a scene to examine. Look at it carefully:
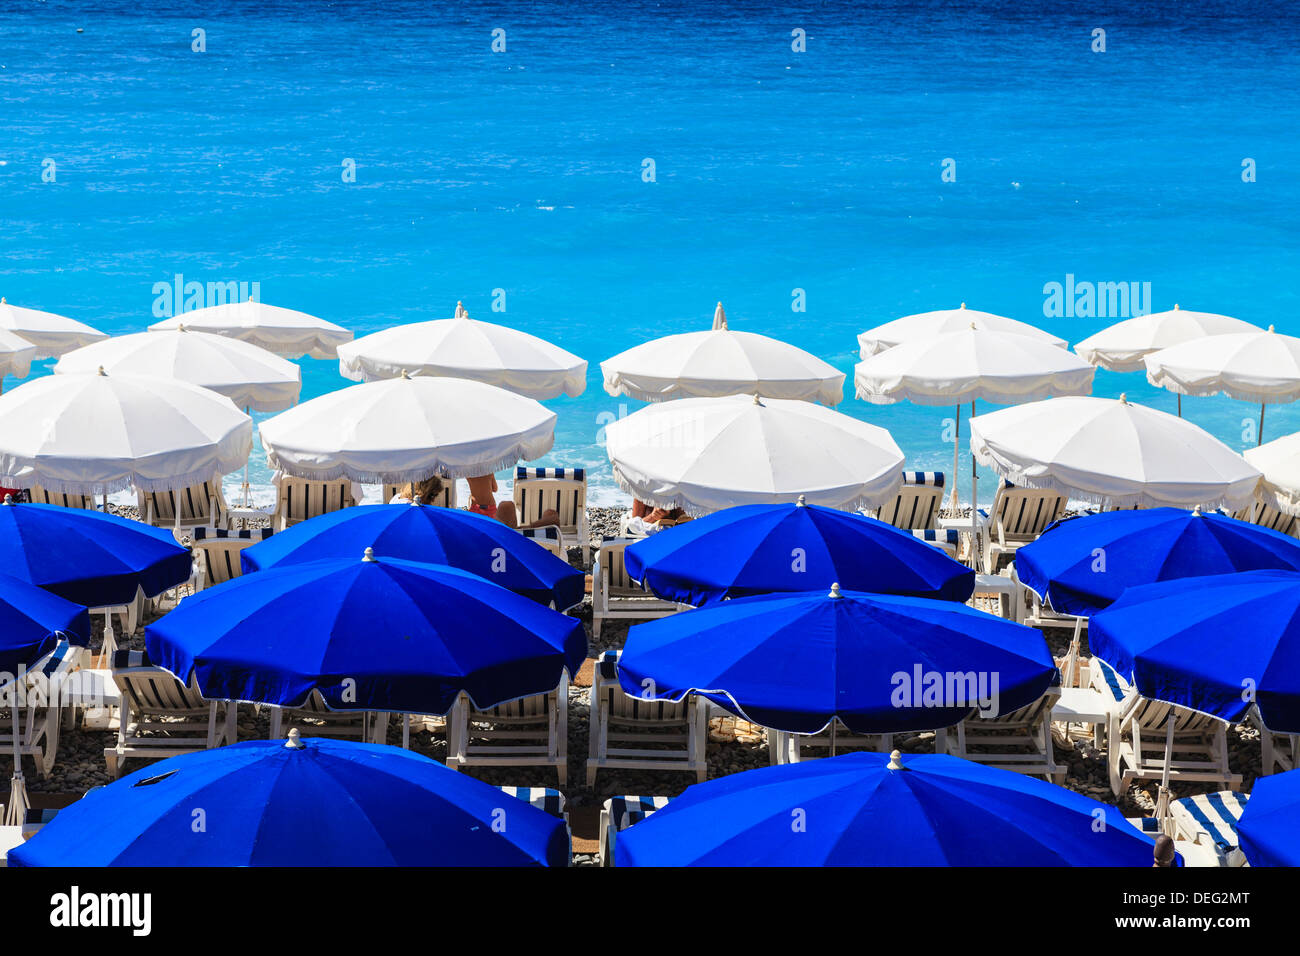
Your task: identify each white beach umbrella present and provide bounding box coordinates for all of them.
[0,298,107,359]
[150,299,352,360]
[1074,304,1259,374]
[1244,432,1300,518]
[258,373,556,484]
[969,394,1261,511]
[603,393,904,515]
[1145,326,1300,444]
[855,327,1096,532]
[0,330,37,391]
[601,303,845,405]
[54,328,301,412]
[338,301,587,399]
[857,303,1067,359]
[0,370,253,496]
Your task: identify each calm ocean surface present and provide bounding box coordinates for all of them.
[1,0,1297,507]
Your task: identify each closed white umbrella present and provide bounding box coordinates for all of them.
[969,394,1261,511]
[1244,433,1300,518]
[150,299,352,360]
[1074,304,1259,373]
[0,370,253,496]
[601,303,845,405]
[857,304,1067,359]
[54,328,301,412]
[338,301,587,399]
[0,298,107,359]
[0,330,37,392]
[856,327,1096,540]
[1145,326,1300,444]
[258,373,556,483]
[604,393,904,515]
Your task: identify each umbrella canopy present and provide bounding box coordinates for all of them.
[857,304,1067,359]
[1089,570,1300,733]
[258,373,555,484]
[338,302,587,399]
[1145,326,1300,405]
[0,500,192,606]
[1016,507,1300,618]
[618,585,1056,734]
[615,750,1162,866]
[240,502,585,610]
[0,298,107,359]
[146,551,587,714]
[54,328,302,412]
[854,328,1094,406]
[969,395,1261,511]
[604,394,904,515]
[149,299,352,360]
[0,330,37,384]
[1237,769,1300,867]
[1246,431,1300,517]
[0,574,90,674]
[0,370,253,496]
[1074,305,1259,373]
[601,303,844,405]
[622,498,974,606]
[8,734,569,866]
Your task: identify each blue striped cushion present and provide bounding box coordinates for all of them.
[912,528,960,544]
[37,642,78,678]
[1172,792,1249,851]
[111,649,154,670]
[499,786,567,817]
[519,526,560,541]
[902,471,945,487]
[192,526,273,542]
[596,648,620,682]
[515,467,585,482]
[1092,657,1128,703]
[606,795,671,832]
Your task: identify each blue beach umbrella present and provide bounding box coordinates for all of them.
[618,585,1056,734]
[615,750,1165,866]
[1237,769,1300,867]
[146,549,587,715]
[0,577,88,825]
[1089,570,1300,733]
[622,497,975,606]
[8,732,569,866]
[1016,507,1300,618]
[240,502,584,610]
[0,500,191,607]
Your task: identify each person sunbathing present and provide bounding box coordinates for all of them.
[391,477,444,505]
[467,473,560,529]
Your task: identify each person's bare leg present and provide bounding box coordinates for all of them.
[632,499,649,519]
[467,475,496,512]
[518,507,560,530]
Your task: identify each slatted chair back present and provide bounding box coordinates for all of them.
[988,479,1065,541]
[111,650,208,714]
[137,478,226,529]
[874,471,945,530]
[27,485,96,509]
[1233,500,1297,537]
[513,466,586,527]
[192,526,273,588]
[275,477,357,528]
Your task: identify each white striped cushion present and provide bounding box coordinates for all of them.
[499,786,567,817]
[913,528,960,544]
[902,471,945,487]
[192,526,274,542]
[515,467,585,482]
[1171,791,1249,852]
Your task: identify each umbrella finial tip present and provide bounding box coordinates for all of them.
[363,546,376,562]
[400,369,411,379]
[285,728,304,749]
[797,494,806,506]
[1269,324,1276,333]
[959,302,966,309]
[2,494,12,505]
[887,749,905,770]
[828,582,843,599]
[97,365,106,376]
[1173,303,1180,310]
[1119,392,1128,404]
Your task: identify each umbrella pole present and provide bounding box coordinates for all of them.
[950,404,960,512]
[969,401,978,570]
[1259,404,1266,446]
[402,714,411,749]
[1157,715,1176,838]
[5,684,28,827]
[829,719,837,758]
[243,407,253,508]
[1177,393,1181,418]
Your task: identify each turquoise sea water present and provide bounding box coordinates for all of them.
[1,0,1297,507]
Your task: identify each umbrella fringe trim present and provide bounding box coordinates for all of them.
[263,437,555,484]
[608,468,879,519]
[0,465,242,498]
[1146,376,1300,405]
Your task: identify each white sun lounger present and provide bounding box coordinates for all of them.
[513,467,590,566]
[445,676,569,785]
[975,480,1065,574]
[137,477,229,533]
[271,476,358,530]
[592,538,686,640]
[942,688,1065,782]
[597,794,671,867]
[586,649,708,785]
[189,526,273,592]
[1168,791,1250,867]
